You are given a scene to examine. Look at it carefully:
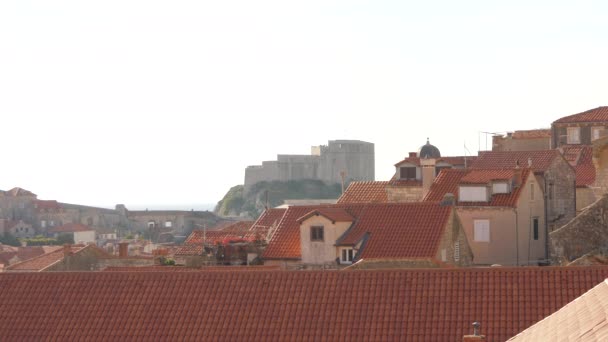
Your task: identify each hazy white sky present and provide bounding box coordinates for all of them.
[1,0,607,208]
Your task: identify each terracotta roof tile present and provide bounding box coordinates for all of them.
[337,203,452,259]
[424,168,531,207]
[394,156,477,167]
[297,208,354,223]
[263,203,452,260]
[472,150,560,172]
[6,246,85,271]
[174,244,204,256]
[48,223,94,233]
[562,146,596,187]
[461,169,519,184]
[554,106,608,124]
[1,267,608,341]
[33,200,62,210]
[508,278,608,341]
[337,181,389,203]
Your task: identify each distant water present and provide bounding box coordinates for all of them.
[121,203,217,211]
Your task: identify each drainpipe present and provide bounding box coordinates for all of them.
[544,177,549,263]
[514,208,519,266]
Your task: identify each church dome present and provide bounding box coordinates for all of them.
[418,138,441,159]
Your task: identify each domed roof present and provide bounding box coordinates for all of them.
[418,138,441,159]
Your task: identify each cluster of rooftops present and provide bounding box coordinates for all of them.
[2,106,608,340]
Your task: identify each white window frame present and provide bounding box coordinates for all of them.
[340,248,354,264]
[164,221,172,228]
[492,182,509,194]
[567,127,581,144]
[473,219,490,242]
[459,186,488,202]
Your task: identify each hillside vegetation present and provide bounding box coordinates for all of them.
[215,180,343,219]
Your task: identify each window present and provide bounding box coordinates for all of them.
[310,226,324,241]
[492,182,509,194]
[567,127,580,144]
[49,220,54,227]
[473,219,490,242]
[592,127,605,141]
[530,183,535,201]
[454,241,460,261]
[459,186,488,202]
[41,220,46,228]
[148,221,156,228]
[533,218,539,240]
[341,248,354,263]
[165,221,172,228]
[400,167,416,180]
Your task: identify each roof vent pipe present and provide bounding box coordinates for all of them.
[472,322,481,336]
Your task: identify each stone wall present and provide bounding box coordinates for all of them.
[244,140,374,193]
[493,135,551,152]
[385,186,423,202]
[550,195,608,265]
[435,208,473,267]
[542,157,577,232]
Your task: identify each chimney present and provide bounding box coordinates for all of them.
[63,244,72,257]
[0,264,4,273]
[118,242,129,258]
[463,322,486,341]
[408,152,417,158]
[515,159,520,169]
[528,157,532,167]
[421,158,437,198]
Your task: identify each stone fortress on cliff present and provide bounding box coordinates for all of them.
[244,140,375,193]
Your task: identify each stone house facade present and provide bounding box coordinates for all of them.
[424,168,546,266]
[492,129,551,152]
[263,202,473,269]
[551,106,608,148]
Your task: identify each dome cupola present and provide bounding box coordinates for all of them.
[418,138,441,159]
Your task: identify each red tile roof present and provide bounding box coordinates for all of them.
[337,181,389,203]
[460,169,519,184]
[5,187,35,197]
[297,208,354,223]
[103,265,282,272]
[48,223,94,233]
[562,146,596,187]
[394,155,477,167]
[472,150,561,172]
[510,129,551,139]
[263,203,452,260]
[337,203,452,259]
[508,278,608,341]
[6,246,85,271]
[424,169,531,207]
[553,106,608,124]
[33,200,62,211]
[174,244,204,256]
[1,267,608,341]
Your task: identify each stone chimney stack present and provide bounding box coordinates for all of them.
[63,244,72,257]
[118,242,129,258]
[463,322,486,341]
[421,158,437,198]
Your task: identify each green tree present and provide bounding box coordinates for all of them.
[0,232,21,247]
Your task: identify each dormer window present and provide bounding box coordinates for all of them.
[340,248,354,264]
[459,186,488,202]
[492,181,510,194]
[400,167,416,180]
[310,226,324,241]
